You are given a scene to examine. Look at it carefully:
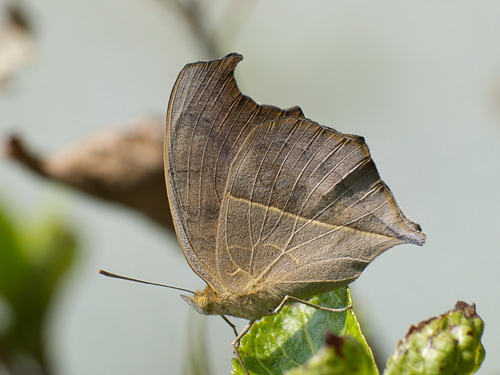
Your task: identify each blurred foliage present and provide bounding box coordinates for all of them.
[0,203,78,375]
[182,311,212,375]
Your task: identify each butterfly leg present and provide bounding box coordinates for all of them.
[230,320,255,375]
[231,320,255,347]
[271,295,352,315]
[220,314,239,337]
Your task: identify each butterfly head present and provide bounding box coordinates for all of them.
[180,284,222,316]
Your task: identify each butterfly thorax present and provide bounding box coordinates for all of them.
[182,284,282,320]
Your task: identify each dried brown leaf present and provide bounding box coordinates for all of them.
[5,119,174,231]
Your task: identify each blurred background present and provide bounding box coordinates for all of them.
[1,0,499,374]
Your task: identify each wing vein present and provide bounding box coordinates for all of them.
[260,126,329,254]
[256,121,309,249]
[291,155,373,240]
[283,140,364,251]
[284,187,390,254]
[185,62,225,214]
[212,89,247,203]
[248,121,290,262]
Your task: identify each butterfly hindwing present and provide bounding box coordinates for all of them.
[215,117,425,298]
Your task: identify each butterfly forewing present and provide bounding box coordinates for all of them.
[165,54,304,290]
[215,117,425,298]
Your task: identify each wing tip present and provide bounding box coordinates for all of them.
[403,228,426,246]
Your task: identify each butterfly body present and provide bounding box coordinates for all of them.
[184,284,284,320]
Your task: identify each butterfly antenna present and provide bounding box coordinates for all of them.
[99,270,196,294]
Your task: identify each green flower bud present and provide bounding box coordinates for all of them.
[285,333,374,375]
[385,301,485,375]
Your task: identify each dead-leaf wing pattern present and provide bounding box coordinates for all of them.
[165,53,304,289]
[216,117,425,297]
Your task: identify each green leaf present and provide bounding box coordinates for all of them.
[232,287,378,375]
[384,301,485,375]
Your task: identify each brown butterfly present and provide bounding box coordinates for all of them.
[102,53,425,374]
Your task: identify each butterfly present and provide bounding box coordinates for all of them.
[164,53,425,372]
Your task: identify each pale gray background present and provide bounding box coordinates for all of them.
[1,1,499,374]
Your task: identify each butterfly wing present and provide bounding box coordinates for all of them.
[215,117,425,298]
[165,54,304,290]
